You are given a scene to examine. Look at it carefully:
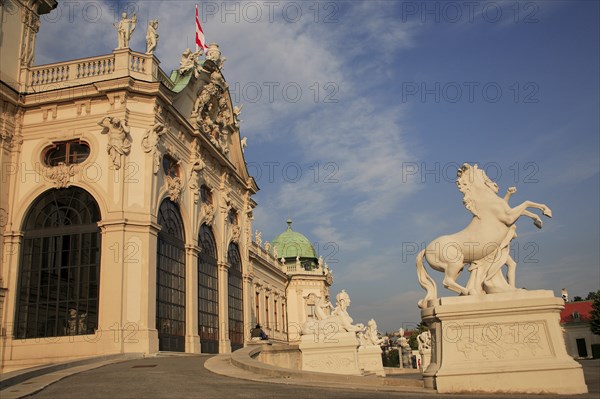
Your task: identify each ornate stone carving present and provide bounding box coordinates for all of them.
[454,322,546,361]
[240,136,247,153]
[189,143,206,204]
[416,163,553,308]
[301,290,364,335]
[305,356,354,369]
[145,19,159,54]
[358,319,383,346]
[254,230,262,247]
[114,12,137,49]
[231,225,241,244]
[417,330,431,352]
[179,48,201,75]
[233,105,243,128]
[0,100,15,145]
[221,188,232,214]
[21,9,39,66]
[141,122,165,174]
[98,116,131,169]
[166,175,184,202]
[192,67,233,155]
[45,162,76,188]
[205,43,226,69]
[202,203,216,226]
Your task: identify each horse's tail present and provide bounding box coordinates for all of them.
[416,249,437,309]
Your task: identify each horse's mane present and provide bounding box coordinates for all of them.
[456,164,479,218]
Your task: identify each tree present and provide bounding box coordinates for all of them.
[586,291,599,301]
[408,322,428,350]
[573,296,583,302]
[590,291,600,336]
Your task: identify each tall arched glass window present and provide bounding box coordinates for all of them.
[198,224,219,353]
[227,242,244,351]
[156,200,186,352]
[15,187,101,339]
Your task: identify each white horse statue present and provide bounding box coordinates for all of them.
[416,163,552,309]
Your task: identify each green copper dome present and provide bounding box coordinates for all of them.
[271,219,317,260]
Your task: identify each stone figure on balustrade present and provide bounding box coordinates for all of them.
[145,19,159,54]
[114,12,137,49]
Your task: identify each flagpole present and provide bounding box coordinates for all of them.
[195,4,199,54]
[195,2,209,56]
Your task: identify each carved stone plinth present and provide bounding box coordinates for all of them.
[421,290,587,394]
[299,331,361,375]
[358,345,385,376]
[419,348,431,372]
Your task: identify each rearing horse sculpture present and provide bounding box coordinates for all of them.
[416,164,552,309]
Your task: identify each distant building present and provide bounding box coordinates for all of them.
[560,301,600,359]
[0,0,331,372]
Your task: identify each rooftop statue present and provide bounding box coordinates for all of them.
[145,19,159,54]
[205,43,226,69]
[179,48,201,75]
[114,12,137,49]
[416,163,552,308]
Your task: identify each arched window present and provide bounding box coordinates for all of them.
[228,242,244,351]
[43,140,90,166]
[198,224,219,353]
[156,200,186,352]
[162,155,180,178]
[15,187,101,339]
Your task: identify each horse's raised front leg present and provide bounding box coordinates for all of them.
[506,201,552,225]
[522,210,543,229]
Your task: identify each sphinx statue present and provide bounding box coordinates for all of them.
[301,289,364,336]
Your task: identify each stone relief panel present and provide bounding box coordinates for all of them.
[304,355,355,370]
[443,321,551,363]
[45,162,76,188]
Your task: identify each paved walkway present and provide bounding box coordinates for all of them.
[8,356,597,399]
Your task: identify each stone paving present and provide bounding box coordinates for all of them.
[15,356,598,399]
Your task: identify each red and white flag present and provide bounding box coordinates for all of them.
[195,4,209,52]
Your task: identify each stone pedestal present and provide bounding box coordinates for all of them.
[419,348,431,372]
[299,331,361,375]
[421,290,587,394]
[358,345,386,376]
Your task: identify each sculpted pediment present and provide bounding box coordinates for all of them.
[169,45,255,191]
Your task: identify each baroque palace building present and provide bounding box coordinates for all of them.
[0,0,332,372]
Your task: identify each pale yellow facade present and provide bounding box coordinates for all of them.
[0,0,330,372]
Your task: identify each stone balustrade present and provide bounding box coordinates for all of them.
[24,49,174,93]
[250,240,329,277]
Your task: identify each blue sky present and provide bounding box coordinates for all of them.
[36,1,599,332]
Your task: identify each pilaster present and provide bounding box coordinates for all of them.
[242,274,253,343]
[185,244,201,353]
[218,261,230,353]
